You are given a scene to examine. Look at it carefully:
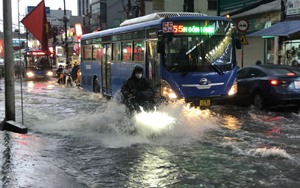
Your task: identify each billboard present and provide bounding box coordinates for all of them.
[220,0,261,15]
[26,6,50,16]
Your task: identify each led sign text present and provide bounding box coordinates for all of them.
[173,24,215,34]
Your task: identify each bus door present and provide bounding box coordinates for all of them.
[101,44,112,96]
[146,40,160,88]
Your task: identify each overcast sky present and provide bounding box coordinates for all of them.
[0,0,78,31]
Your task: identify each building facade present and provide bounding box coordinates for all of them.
[79,0,218,33]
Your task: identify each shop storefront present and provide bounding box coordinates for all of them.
[223,0,282,67]
[247,0,300,67]
[249,20,300,66]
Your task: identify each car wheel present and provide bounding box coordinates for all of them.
[253,93,264,110]
[93,78,100,93]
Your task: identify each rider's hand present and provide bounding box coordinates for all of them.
[127,96,135,104]
[153,96,161,104]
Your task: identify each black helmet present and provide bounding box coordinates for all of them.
[133,64,143,73]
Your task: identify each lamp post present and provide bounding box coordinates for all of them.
[63,0,69,65]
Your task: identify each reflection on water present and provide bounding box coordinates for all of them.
[221,115,241,130]
[1,132,11,187]
[128,147,179,187]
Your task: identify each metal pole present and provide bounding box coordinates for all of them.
[217,0,220,16]
[18,0,24,124]
[63,0,69,64]
[3,0,16,121]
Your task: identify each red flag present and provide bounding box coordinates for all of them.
[21,0,49,53]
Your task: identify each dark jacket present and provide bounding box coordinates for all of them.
[121,71,155,103]
[71,65,80,80]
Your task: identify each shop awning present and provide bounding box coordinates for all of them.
[248,20,300,37]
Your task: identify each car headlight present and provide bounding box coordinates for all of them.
[161,80,177,100]
[46,71,54,76]
[228,81,238,96]
[26,71,34,77]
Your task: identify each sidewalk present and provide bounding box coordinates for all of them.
[0,131,87,188]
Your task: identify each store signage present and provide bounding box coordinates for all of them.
[286,0,300,17]
[27,6,50,15]
[219,0,260,14]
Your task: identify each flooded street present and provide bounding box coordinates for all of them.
[1,79,300,187]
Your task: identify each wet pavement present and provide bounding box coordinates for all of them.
[0,131,87,188]
[0,79,89,188]
[1,79,300,187]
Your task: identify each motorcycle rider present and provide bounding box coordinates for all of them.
[121,64,156,113]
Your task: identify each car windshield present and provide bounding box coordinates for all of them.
[163,20,234,73]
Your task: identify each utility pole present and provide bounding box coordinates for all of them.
[127,0,132,18]
[183,0,194,12]
[63,0,69,64]
[217,0,220,16]
[52,27,57,67]
[3,0,16,121]
[140,0,145,16]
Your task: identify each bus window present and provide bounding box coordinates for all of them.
[83,45,92,60]
[112,42,121,61]
[93,44,102,60]
[122,41,132,61]
[133,40,145,61]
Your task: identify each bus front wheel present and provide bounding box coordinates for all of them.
[93,78,100,93]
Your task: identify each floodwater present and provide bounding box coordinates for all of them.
[1,79,300,188]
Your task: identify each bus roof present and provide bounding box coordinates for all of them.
[81,12,230,41]
[120,12,208,26]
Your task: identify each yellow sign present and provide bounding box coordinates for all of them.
[240,35,249,45]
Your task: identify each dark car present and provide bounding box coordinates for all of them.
[234,64,300,110]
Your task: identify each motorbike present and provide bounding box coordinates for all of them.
[123,90,156,114]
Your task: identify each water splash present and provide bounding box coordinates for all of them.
[247,147,294,160]
[26,89,221,148]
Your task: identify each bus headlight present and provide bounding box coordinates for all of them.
[228,81,237,96]
[161,80,177,100]
[46,71,54,77]
[26,71,34,78]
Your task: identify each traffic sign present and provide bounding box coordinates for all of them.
[237,19,249,32]
[240,35,249,45]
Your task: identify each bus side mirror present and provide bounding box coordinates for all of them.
[235,38,241,49]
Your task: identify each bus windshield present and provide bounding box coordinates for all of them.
[163,20,234,73]
[24,51,51,70]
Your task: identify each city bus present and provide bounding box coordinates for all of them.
[23,49,54,79]
[80,12,241,107]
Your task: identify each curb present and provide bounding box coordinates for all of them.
[1,120,28,134]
